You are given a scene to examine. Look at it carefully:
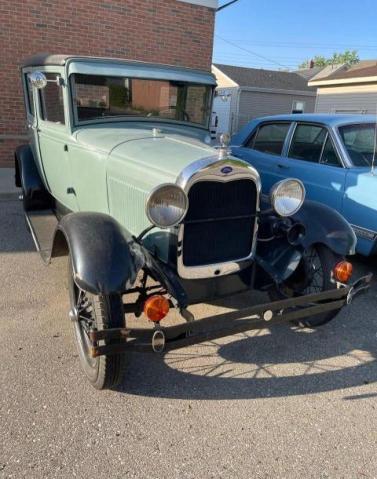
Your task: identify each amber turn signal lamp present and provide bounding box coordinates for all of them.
[143,295,170,322]
[333,261,353,283]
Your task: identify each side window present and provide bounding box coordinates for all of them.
[39,73,65,124]
[25,74,35,117]
[320,136,342,167]
[245,130,257,148]
[288,124,327,163]
[250,123,290,156]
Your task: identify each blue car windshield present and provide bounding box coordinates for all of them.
[339,123,377,167]
[71,73,212,127]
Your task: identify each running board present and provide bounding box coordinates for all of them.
[25,209,58,263]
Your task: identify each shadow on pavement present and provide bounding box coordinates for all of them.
[117,276,377,400]
[0,200,35,253]
[3,197,377,399]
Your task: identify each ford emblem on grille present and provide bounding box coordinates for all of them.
[221,166,233,175]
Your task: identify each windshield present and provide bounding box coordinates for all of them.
[71,73,212,127]
[339,123,377,167]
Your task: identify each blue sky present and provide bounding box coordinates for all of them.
[213,0,377,70]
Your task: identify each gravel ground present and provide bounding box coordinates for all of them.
[1,199,377,479]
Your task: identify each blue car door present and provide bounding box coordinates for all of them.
[233,121,292,194]
[275,122,347,212]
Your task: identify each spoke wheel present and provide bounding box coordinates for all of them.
[302,248,325,295]
[72,288,98,371]
[68,258,127,389]
[269,244,343,328]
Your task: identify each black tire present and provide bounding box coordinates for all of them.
[68,259,127,389]
[269,244,344,328]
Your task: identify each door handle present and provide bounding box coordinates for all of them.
[277,163,289,169]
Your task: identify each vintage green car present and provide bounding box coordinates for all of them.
[16,54,370,389]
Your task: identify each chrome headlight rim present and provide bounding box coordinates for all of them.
[146,183,189,229]
[270,178,306,217]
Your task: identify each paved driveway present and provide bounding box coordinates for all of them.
[1,199,377,479]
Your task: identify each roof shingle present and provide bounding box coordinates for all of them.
[214,63,315,91]
[310,60,377,83]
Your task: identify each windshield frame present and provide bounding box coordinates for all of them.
[69,73,214,130]
[337,122,377,168]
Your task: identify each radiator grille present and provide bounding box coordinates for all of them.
[182,179,257,267]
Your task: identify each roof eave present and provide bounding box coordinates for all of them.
[309,75,377,87]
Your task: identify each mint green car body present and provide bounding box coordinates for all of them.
[16,54,367,390]
[21,55,221,263]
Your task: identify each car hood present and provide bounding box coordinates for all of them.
[75,122,214,180]
[74,123,227,238]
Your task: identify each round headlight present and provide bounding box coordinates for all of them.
[270,179,306,217]
[146,184,188,228]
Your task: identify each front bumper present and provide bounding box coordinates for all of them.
[88,273,372,357]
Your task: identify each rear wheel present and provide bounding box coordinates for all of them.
[269,244,343,327]
[68,259,127,389]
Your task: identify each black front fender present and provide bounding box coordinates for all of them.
[292,200,356,256]
[52,212,143,295]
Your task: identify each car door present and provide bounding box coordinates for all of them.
[277,122,347,212]
[34,71,78,211]
[233,121,292,194]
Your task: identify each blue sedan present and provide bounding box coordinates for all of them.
[231,114,377,256]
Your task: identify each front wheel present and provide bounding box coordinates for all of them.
[269,244,344,327]
[68,259,127,389]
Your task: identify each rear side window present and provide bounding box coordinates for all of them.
[288,124,327,163]
[39,73,65,124]
[249,123,290,155]
[321,136,342,167]
[339,123,375,167]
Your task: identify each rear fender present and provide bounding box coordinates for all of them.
[15,144,52,210]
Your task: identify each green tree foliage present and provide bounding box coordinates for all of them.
[298,50,360,69]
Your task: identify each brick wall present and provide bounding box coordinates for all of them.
[0,0,215,167]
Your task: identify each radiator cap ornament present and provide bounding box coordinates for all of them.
[218,133,231,160]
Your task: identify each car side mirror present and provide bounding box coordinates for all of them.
[28,71,47,89]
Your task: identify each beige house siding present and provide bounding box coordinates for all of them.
[212,87,239,135]
[237,90,316,131]
[315,84,377,114]
[211,65,238,88]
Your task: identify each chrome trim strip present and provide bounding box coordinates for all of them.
[176,155,261,279]
[350,224,377,241]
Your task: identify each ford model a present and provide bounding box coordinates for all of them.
[16,54,370,389]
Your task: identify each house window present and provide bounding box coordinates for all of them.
[292,100,306,114]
